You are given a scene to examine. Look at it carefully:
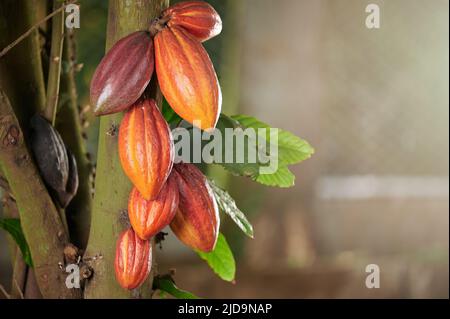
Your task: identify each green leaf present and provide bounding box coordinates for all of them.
[0,218,33,267]
[153,275,200,299]
[231,115,315,166]
[209,179,254,238]
[161,98,182,125]
[213,114,314,188]
[197,233,236,282]
[214,114,265,178]
[254,166,295,188]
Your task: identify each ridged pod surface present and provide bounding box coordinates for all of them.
[114,228,152,290]
[90,31,154,116]
[162,1,222,42]
[30,114,69,197]
[155,26,221,131]
[118,99,174,200]
[170,163,220,252]
[128,174,179,240]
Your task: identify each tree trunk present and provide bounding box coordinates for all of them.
[0,0,79,299]
[83,0,169,299]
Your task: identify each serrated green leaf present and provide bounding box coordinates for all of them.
[0,218,33,267]
[253,166,295,188]
[209,179,254,238]
[214,114,266,178]
[231,114,315,165]
[197,233,236,282]
[153,275,200,299]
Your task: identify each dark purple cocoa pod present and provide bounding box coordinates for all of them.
[55,148,79,208]
[90,31,154,116]
[30,114,69,195]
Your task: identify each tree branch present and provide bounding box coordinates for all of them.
[0,1,77,59]
[56,27,93,250]
[0,88,80,298]
[83,0,169,299]
[42,0,65,125]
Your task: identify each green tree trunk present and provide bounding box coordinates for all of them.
[83,0,169,299]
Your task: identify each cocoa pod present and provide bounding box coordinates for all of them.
[155,26,221,131]
[170,163,220,252]
[128,174,179,240]
[90,31,154,116]
[114,228,152,290]
[118,98,174,200]
[162,1,222,42]
[55,148,79,208]
[30,114,69,196]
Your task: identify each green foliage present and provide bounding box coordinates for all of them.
[209,179,254,238]
[219,114,314,187]
[0,218,33,266]
[153,275,199,299]
[197,233,236,282]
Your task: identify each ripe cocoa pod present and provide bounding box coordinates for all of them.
[162,1,222,42]
[118,98,174,200]
[114,228,152,290]
[170,163,220,252]
[128,174,179,240]
[155,26,221,131]
[30,114,69,196]
[90,31,154,116]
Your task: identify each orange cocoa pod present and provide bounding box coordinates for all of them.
[128,174,179,240]
[170,163,220,252]
[114,228,152,290]
[155,26,221,131]
[90,31,154,116]
[118,98,174,200]
[162,1,222,42]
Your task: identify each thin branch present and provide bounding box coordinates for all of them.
[0,1,77,59]
[43,0,65,125]
[13,279,25,299]
[0,284,11,299]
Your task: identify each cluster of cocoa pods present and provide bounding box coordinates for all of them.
[89,1,222,290]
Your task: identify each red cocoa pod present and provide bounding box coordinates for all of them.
[155,26,221,131]
[114,228,152,290]
[170,163,220,252]
[162,1,222,42]
[90,31,154,116]
[118,98,174,200]
[128,174,179,240]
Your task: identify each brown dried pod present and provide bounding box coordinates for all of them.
[30,114,69,196]
[170,163,220,252]
[90,31,154,116]
[114,228,152,290]
[55,148,79,208]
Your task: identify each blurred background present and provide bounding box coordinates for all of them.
[1,0,448,298]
